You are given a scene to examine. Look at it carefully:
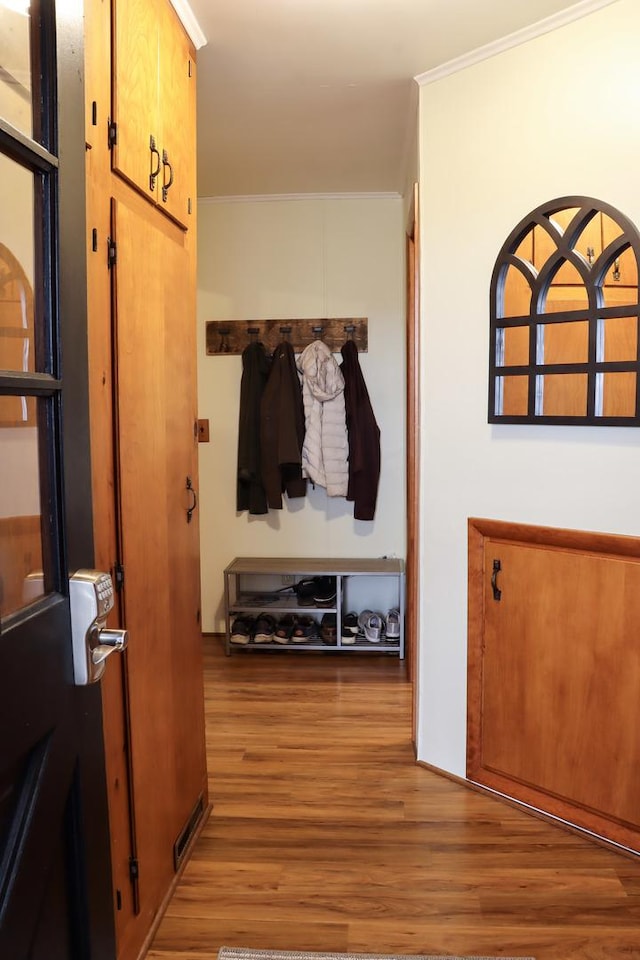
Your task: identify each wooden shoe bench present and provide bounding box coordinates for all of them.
[223,557,405,658]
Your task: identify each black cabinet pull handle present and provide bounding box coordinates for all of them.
[162,149,174,202]
[186,476,197,523]
[149,135,160,191]
[491,559,502,601]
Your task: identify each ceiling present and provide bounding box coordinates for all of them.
[185,0,609,199]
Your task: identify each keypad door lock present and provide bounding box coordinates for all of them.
[69,570,129,684]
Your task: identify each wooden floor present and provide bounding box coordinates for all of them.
[149,638,640,960]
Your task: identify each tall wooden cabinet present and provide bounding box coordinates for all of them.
[84,0,207,958]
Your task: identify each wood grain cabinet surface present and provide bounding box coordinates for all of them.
[111,0,195,229]
[468,518,640,856]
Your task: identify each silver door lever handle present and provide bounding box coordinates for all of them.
[92,628,129,665]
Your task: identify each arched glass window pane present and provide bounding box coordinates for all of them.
[542,374,588,417]
[603,245,638,289]
[602,284,638,309]
[503,326,529,366]
[542,321,589,365]
[514,230,534,265]
[601,373,636,418]
[600,316,638,363]
[502,266,532,318]
[501,376,529,417]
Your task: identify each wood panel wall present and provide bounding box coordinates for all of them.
[468,517,640,855]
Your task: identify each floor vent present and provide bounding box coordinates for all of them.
[173,794,205,870]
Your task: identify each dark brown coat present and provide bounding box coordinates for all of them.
[260,341,307,509]
[237,341,270,514]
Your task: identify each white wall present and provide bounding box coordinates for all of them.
[197,196,406,631]
[418,0,640,776]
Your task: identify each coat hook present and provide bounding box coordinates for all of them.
[612,258,621,281]
[280,325,292,341]
[344,324,356,341]
[312,325,324,340]
[218,327,231,353]
[247,326,260,342]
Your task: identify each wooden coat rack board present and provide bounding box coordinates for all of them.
[205,318,368,356]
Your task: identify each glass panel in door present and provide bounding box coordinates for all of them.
[0,0,33,138]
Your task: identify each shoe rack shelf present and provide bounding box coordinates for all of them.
[223,557,405,658]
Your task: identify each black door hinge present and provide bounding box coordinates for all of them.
[108,120,117,148]
[114,562,125,592]
[107,238,117,269]
[129,857,139,881]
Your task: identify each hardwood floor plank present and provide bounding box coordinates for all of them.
[149,638,640,960]
[150,917,349,955]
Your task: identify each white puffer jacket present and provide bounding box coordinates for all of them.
[297,340,349,496]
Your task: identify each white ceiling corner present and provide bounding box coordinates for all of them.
[169,0,207,50]
[415,0,621,86]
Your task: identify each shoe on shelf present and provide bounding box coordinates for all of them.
[341,611,359,644]
[230,615,255,645]
[320,612,337,645]
[274,614,297,644]
[253,613,277,643]
[358,610,385,643]
[291,615,317,643]
[293,578,317,606]
[313,576,337,607]
[386,607,401,640]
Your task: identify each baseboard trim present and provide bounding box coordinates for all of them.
[416,760,640,862]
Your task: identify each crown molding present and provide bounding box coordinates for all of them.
[168,0,207,50]
[415,0,620,86]
[198,192,403,204]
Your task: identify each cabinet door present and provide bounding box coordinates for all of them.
[112,0,194,229]
[469,530,640,852]
[111,196,207,919]
[160,208,206,839]
[158,0,195,229]
[111,0,161,203]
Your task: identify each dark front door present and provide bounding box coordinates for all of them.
[0,1,115,957]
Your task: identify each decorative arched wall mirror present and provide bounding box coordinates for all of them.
[489,196,640,425]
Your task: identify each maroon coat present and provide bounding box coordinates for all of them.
[260,341,307,509]
[340,340,380,521]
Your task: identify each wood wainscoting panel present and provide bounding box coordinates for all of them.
[468,518,640,854]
